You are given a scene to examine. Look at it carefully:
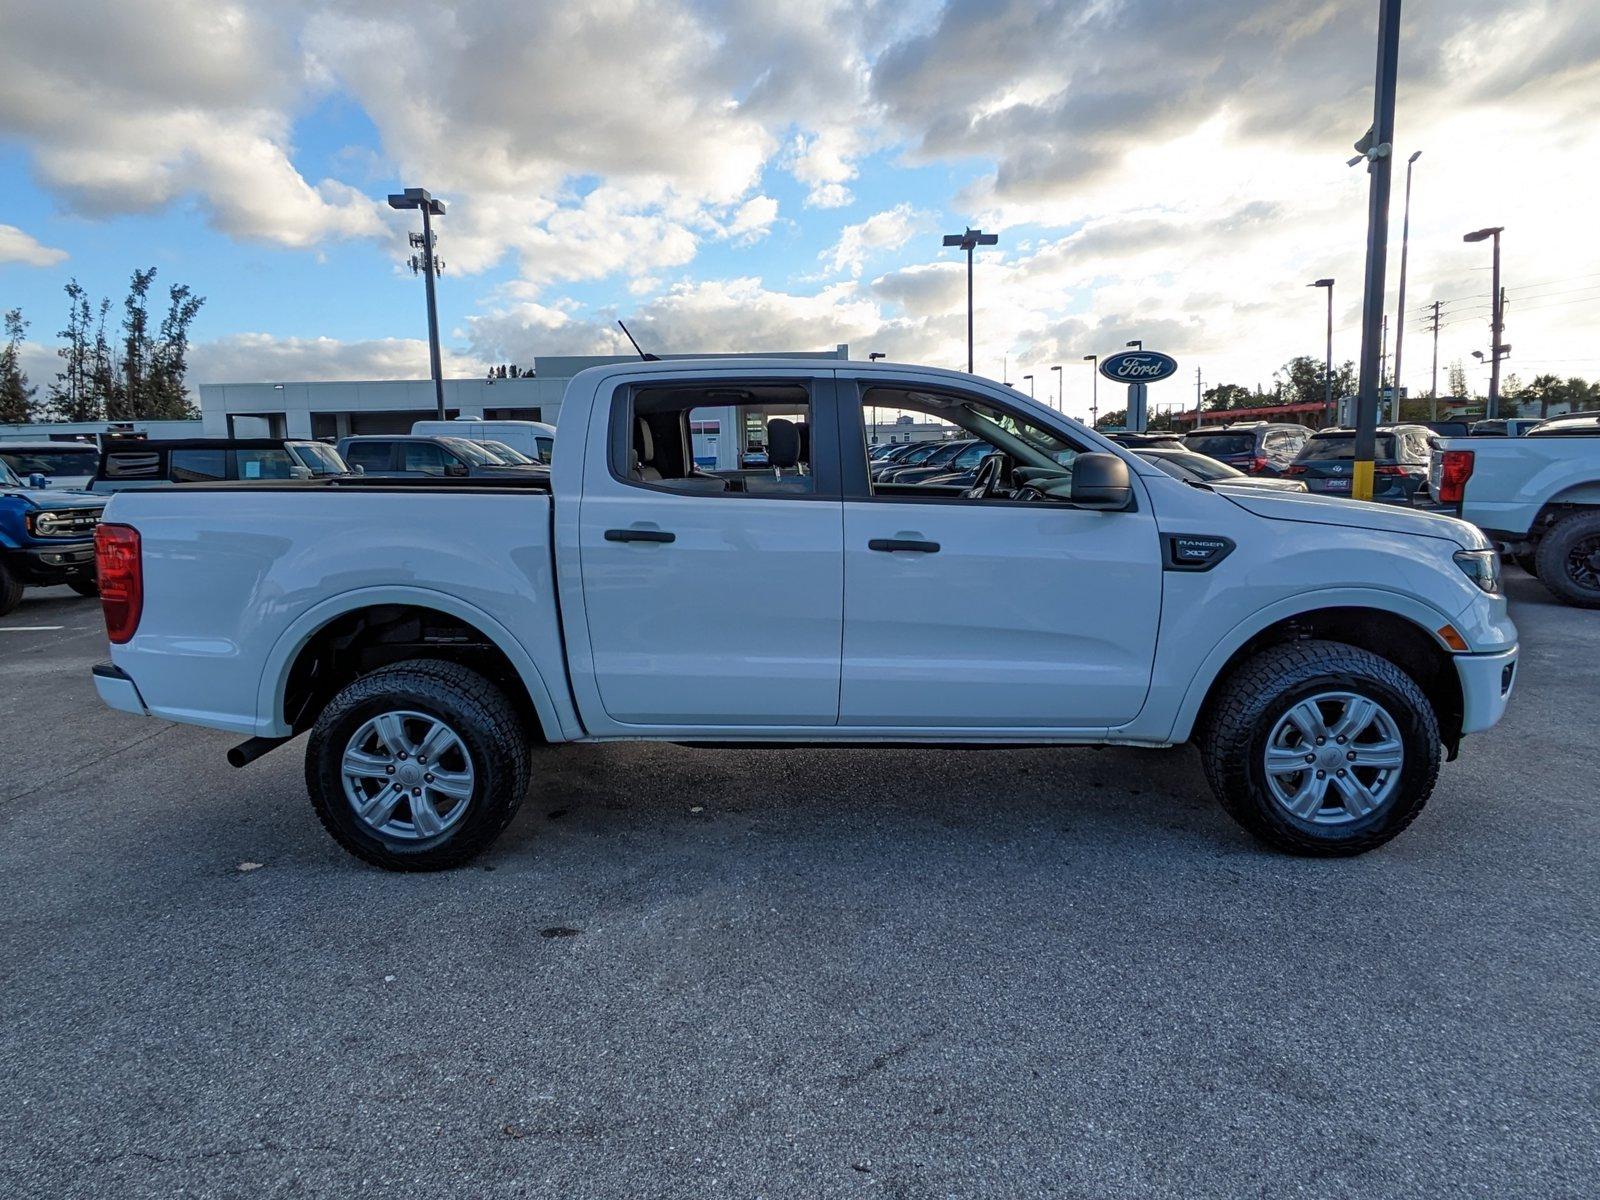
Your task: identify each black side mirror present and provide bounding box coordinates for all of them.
[444,461,469,477]
[1070,452,1133,511]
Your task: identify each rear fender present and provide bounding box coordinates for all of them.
[254,584,579,741]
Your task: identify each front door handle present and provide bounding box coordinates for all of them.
[605,528,675,543]
[868,538,940,554]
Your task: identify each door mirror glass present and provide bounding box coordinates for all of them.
[444,461,469,477]
[1070,452,1133,510]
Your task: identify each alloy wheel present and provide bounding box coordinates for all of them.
[340,710,475,840]
[1262,691,1404,825]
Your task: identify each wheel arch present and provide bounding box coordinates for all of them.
[255,586,572,743]
[1172,594,1465,755]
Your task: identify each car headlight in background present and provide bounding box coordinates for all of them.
[25,508,101,538]
[1453,548,1502,595]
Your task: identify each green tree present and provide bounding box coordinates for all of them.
[0,308,38,424]
[49,280,99,422]
[1202,382,1257,411]
[115,267,157,420]
[147,282,204,418]
[1279,355,1356,407]
[89,297,121,419]
[1447,359,1470,400]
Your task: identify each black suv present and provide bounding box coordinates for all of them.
[1182,422,1312,475]
[1284,424,1435,504]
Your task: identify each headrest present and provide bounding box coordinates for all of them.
[795,420,810,463]
[635,418,655,462]
[767,418,800,469]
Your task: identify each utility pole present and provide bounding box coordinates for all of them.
[387,187,448,419]
[1349,0,1402,502]
[1195,366,1202,411]
[1427,299,1441,421]
[941,227,998,374]
[1392,150,1421,415]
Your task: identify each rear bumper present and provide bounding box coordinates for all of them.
[1,541,96,585]
[1456,646,1518,735]
[92,661,150,718]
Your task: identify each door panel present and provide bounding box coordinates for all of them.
[841,500,1162,728]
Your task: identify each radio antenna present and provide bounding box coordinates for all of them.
[617,320,659,361]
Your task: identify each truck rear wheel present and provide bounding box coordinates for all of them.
[305,659,530,871]
[0,562,22,617]
[1198,640,1440,855]
[1532,511,1600,608]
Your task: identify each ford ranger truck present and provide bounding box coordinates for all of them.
[90,360,1518,869]
[1431,410,1600,606]
[0,461,106,615]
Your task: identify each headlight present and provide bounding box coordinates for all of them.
[1453,548,1502,594]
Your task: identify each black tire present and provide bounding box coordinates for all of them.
[0,562,22,618]
[305,659,530,871]
[68,577,100,597]
[1533,511,1600,608]
[1198,639,1441,856]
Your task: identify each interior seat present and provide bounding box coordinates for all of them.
[745,418,811,494]
[633,414,729,492]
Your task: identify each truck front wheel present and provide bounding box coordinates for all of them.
[305,659,530,870]
[1198,640,1441,855]
[1532,511,1600,608]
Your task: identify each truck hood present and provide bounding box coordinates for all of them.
[1218,488,1488,549]
[0,486,107,512]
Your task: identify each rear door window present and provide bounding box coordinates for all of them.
[235,448,297,480]
[1185,432,1256,456]
[402,442,455,474]
[168,448,227,482]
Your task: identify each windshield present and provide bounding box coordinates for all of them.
[0,447,99,478]
[1298,434,1397,462]
[1184,432,1255,457]
[439,437,498,465]
[289,442,348,475]
[480,440,534,464]
[1,461,22,487]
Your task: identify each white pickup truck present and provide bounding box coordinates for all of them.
[89,359,1518,868]
[1431,411,1600,607]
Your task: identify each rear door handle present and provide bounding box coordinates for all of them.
[605,528,675,543]
[868,538,940,554]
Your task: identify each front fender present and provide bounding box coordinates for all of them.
[253,584,580,742]
[1161,586,1464,744]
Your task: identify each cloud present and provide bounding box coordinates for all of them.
[822,204,930,276]
[189,333,481,384]
[0,224,67,267]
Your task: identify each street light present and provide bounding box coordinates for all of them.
[1082,354,1098,426]
[1392,150,1421,416]
[868,352,886,361]
[941,227,999,373]
[1022,373,1034,397]
[1308,278,1334,424]
[1125,339,1143,351]
[1050,364,1062,412]
[1464,225,1506,418]
[387,187,448,419]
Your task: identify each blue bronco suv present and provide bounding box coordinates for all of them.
[0,460,107,616]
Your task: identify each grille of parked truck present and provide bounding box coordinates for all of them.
[88,360,1518,869]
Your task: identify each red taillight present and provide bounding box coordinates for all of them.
[94,523,142,644]
[1375,465,1406,475]
[1249,456,1268,474]
[1285,464,1306,476]
[1438,449,1475,503]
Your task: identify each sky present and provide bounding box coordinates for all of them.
[2,0,1599,423]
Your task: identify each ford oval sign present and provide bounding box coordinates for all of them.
[1099,350,1178,383]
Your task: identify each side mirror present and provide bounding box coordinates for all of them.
[1070,452,1133,511]
[444,462,469,477]
[28,473,49,489]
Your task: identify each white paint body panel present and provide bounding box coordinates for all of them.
[98,359,1517,752]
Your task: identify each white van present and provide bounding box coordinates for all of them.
[411,418,555,464]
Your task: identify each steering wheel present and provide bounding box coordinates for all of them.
[964,452,1005,500]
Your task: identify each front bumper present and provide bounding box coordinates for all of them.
[2,540,96,585]
[92,662,150,718]
[1456,646,1518,735]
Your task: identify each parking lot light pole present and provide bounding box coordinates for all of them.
[1309,279,1335,424]
[1464,226,1505,418]
[942,227,999,374]
[1083,355,1098,426]
[1350,0,1402,502]
[1050,364,1062,411]
[1023,373,1034,398]
[387,187,448,419]
[1392,151,1421,413]
[1125,339,1142,351]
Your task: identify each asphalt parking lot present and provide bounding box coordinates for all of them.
[2,574,1595,1199]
